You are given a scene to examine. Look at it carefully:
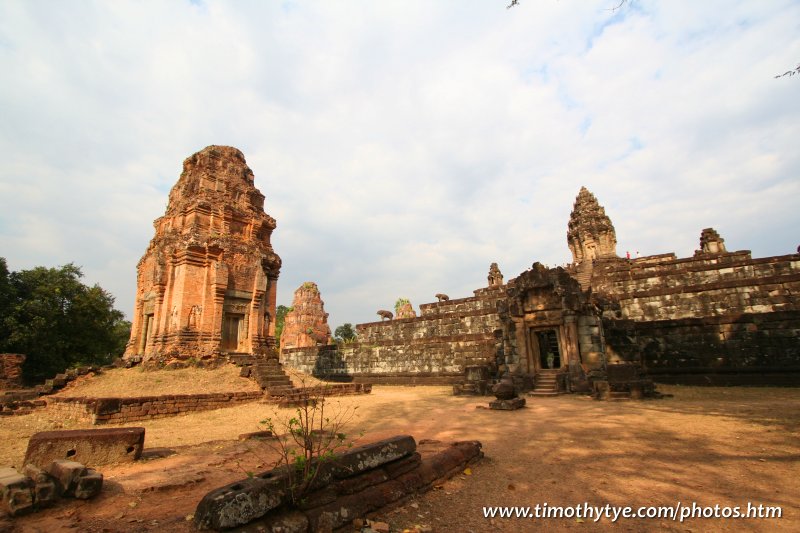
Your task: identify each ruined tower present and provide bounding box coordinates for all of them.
[125,146,282,364]
[695,227,727,255]
[567,187,618,264]
[280,282,332,351]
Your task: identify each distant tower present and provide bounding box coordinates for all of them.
[488,263,504,287]
[695,228,727,255]
[280,282,332,351]
[567,187,618,264]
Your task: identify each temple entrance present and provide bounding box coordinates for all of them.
[139,314,154,353]
[535,329,561,369]
[222,313,244,351]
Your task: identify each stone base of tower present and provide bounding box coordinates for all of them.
[124,333,278,368]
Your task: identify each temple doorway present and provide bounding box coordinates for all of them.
[139,314,153,353]
[535,329,561,369]
[222,313,243,351]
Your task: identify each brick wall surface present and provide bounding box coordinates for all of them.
[47,391,262,425]
[282,289,505,382]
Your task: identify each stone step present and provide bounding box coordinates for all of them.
[256,376,292,384]
[252,370,291,378]
[528,391,559,397]
[265,386,295,397]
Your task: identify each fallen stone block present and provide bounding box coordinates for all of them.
[45,460,87,497]
[0,467,35,516]
[238,430,274,441]
[326,435,416,480]
[74,469,103,499]
[489,397,526,410]
[22,465,57,508]
[24,427,145,469]
[194,466,292,530]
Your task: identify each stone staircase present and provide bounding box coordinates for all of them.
[528,369,560,397]
[251,359,294,396]
[230,354,294,396]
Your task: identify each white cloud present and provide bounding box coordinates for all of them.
[1,0,798,329]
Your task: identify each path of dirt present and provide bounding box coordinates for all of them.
[2,384,799,532]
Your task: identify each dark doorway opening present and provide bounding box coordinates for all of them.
[536,329,561,369]
[222,313,243,351]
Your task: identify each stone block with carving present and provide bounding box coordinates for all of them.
[24,427,145,469]
[0,467,35,516]
[22,465,57,508]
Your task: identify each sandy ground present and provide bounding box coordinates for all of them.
[50,366,261,398]
[1,383,799,532]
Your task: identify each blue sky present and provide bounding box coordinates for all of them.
[1,0,798,329]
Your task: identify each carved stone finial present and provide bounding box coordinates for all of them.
[567,187,618,264]
[696,227,727,255]
[488,263,504,287]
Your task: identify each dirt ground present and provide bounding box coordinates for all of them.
[2,382,799,532]
[50,366,262,398]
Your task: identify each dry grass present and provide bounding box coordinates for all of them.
[4,371,800,532]
[51,365,261,398]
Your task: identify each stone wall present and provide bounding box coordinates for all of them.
[0,354,25,389]
[47,391,263,425]
[593,251,800,384]
[281,289,505,383]
[604,311,800,384]
[591,252,800,320]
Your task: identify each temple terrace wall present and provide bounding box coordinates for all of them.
[591,251,800,321]
[595,251,800,384]
[46,392,263,425]
[281,288,505,384]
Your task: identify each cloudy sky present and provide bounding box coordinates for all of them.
[1,0,798,330]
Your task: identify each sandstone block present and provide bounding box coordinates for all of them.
[194,467,292,530]
[74,469,103,499]
[489,397,526,410]
[46,460,87,496]
[0,468,35,516]
[22,464,57,507]
[327,435,416,480]
[24,427,145,468]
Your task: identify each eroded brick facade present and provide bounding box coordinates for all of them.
[279,282,332,351]
[124,146,281,365]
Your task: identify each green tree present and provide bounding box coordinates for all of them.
[0,259,130,382]
[394,297,410,313]
[334,323,356,343]
[274,304,292,345]
[0,259,13,346]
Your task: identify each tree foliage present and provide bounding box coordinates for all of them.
[274,304,292,345]
[0,258,130,382]
[334,323,356,343]
[258,372,359,504]
[394,297,410,313]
